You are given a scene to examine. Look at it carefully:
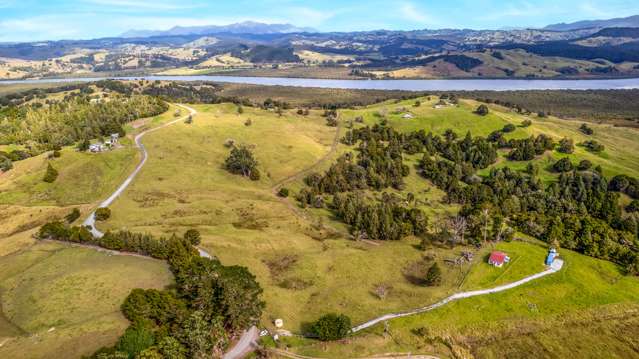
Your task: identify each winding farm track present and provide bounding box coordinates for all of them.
[74,107,566,358]
[82,104,197,238]
[271,118,342,193]
[351,259,564,333]
[78,104,256,358]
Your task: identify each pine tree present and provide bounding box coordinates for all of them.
[43,163,58,183]
[424,262,442,286]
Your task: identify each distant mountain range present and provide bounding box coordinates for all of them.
[2,16,639,81]
[544,15,639,31]
[121,21,316,38]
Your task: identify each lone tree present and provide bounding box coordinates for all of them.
[224,145,260,181]
[424,262,442,286]
[558,137,575,154]
[553,157,574,173]
[95,207,111,221]
[43,163,58,183]
[312,313,351,341]
[577,159,592,171]
[502,124,516,133]
[475,104,489,116]
[277,187,290,197]
[580,123,594,135]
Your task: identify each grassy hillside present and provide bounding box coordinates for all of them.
[0,241,172,359]
[93,98,639,340]
[0,103,182,358]
[287,245,639,358]
[1,90,638,358]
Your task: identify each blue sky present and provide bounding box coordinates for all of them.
[0,0,638,42]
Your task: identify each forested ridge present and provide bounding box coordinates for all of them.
[0,95,167,148]
[299,120,639,274]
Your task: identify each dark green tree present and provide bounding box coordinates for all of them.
[627,200,639,213]
[65,208,81,223]
[224,145,260,181]
[312,313,351,341]
[116,324,155,358]
[577,159,592,171]
[95,207,111,221]
[43,163,58,183]
[475,104,489,116]
[553,158,574,172]
[558,137,575,154]
[502,124,516,133]
[424,262,442,286]
[184,229,201,246]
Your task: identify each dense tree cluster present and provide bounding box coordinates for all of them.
[332,192,428,241]
[504,134,555,161]
[37,224,264,358]
[0,94,168,155]
[0,149,31,172]
[419,140,639,273]
[610,175,639,199]
[297,124,431,240]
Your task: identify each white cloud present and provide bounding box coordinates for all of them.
[83,0,202,10]
[398,2,440,26]
[578,1,614,18]
[0,15,81,41]
[283,6,336,27]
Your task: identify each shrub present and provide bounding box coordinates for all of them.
[414,100,421,107]
[277,187,290,197]
[0,156,12,172]
[577,159,593,171]
[626,200,639,213]
[475,104,489,116]
[424,262,442,286]
[557,137,574,154]
[553,158,574,172]
[116,324,155,358]
[537,111,547,118]
[312,313,351,341]
[502,124,516,133]
[521,119,532,127]
[43,163,58,183]
[184,229,201,246]
[53,150,61,158]
[65,208,81,223]
[580,140,605,153]
[77,138,90,151]
[244,119,252,126]
[95,207,111,221]
[580,123,594,135]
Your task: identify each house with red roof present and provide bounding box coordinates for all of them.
[488,251,510,267]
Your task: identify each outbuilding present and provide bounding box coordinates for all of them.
[488,251,510,267]
[546,248,558,265]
